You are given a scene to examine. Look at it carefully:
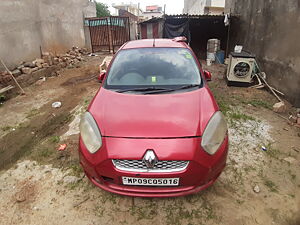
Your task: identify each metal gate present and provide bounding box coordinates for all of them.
[88,18,110,52]
[87,16,130,53]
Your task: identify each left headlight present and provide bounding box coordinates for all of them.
[80,112,102,154]
[201,111,227,155]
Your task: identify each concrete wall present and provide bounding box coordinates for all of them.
[226,0,300,106]
[211,0,225,7]
[204,7,224,15]
[0,0,95,70]
[142,12,164,20]
[184,0,207,14]
[184,0,225,14]
[83,1,97,18]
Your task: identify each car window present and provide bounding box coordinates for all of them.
[105,48,202,88]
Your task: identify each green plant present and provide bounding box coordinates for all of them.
[0,94,5,102]
[1,126,12,131]
[26,108,40,119]
[49,135,60,143]
[94,1,111,17]
[38,148,53,158]
[264,179,278,192]
[264,143,280,159]
[228,112,255,121]
[68,163,83,177]
[247,99,272,109]
[217,100,231,115]
[288,194,295,198]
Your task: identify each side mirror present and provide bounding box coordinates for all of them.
[98,71,106,82]
[203,70,212,81]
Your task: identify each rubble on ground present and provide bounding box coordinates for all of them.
[63,175,81,184]
[288,109,300,127]
[0,47,89,86]
[253,185,260,193]
[283,157,296,164]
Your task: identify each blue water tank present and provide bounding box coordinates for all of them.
[216,50,225,64]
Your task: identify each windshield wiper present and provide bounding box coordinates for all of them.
[144,84,200,94]
[116,87,172,93]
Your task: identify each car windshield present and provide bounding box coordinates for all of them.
[104,47,202,91]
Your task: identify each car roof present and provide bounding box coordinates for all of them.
[122,39,187,50]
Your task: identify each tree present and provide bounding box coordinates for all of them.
[94,1,111,17]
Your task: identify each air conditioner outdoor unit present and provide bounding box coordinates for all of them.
[226,52,256,85]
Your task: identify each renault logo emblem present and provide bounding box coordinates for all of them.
[143,150,158,168]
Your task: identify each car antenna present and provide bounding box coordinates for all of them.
[153,38,155,47]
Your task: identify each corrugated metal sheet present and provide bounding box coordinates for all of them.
[139,14,226,25]
[140,21,163,39]
[85,18,125,27]
[165,14,225,19]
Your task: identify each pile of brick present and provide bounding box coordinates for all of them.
[0,47,89,85]
[289,109,300,127]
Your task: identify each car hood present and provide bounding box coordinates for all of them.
[89,87,218,138]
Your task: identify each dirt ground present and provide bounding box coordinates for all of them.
[0,56,299,225]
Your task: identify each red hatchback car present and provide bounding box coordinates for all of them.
[79,38,228,197]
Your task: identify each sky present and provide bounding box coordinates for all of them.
[96,0,184,15]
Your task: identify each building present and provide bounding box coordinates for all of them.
[142,5,163,20]
[112,3,142,17]
[204,6,224,15]
[83,1,96,18]
[140,14,228,60]
[112,3,143,40]
[112,3,144,40]
[118,9,139,40]
[0,0,95,70]
[183,0,225,15]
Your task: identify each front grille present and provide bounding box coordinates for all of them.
[112,159,189,173]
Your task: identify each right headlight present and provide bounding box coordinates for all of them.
[80,112,102,154]
[201,111,227,155]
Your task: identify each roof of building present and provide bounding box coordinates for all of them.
[165,14,225,19]
[139,14,226,24]
[204,6,225,10]
[122,39,186,50]
[139,17,164,24]
[143,11,163,14]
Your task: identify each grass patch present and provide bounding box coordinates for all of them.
[37,148,53,158]
[49,135,60,143]
[288,194,295,198]
[0,94,6,103]
[1,126,12,131]
[83,98,91,110]
[95,205,105,217]
[264,179,278,193]
[16,122,29,129]
[26,108,40,119]
[264,143,280,159]
[99,192,117,205]
[228,112,255,121]
[232,96,272,109]
[288,170,296,181]
[247,99,272,109]
[68,163,83,177]
[217,100,231,115]
[130,199,158,221]
[66,181,81,190]
[161,197,218,225]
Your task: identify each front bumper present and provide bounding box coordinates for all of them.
[79,136,228,197]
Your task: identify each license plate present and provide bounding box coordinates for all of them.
[122,177,179,186]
